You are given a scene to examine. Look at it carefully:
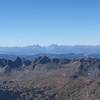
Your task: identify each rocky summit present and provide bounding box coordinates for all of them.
[0,56,100,100]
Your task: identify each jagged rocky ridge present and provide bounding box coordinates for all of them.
[0,56,100,100]
[0,56,71,73]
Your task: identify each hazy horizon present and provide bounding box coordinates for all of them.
[0,44,100,48]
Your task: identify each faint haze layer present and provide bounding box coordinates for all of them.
[0,45,99,55]
[0,0,100,46]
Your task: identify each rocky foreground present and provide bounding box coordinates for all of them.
[0,56,100,100]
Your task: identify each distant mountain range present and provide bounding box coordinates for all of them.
[0,45,100,55]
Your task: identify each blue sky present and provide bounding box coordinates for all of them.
[0,0,100,46]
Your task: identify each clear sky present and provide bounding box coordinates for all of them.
[0,0,100,46]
